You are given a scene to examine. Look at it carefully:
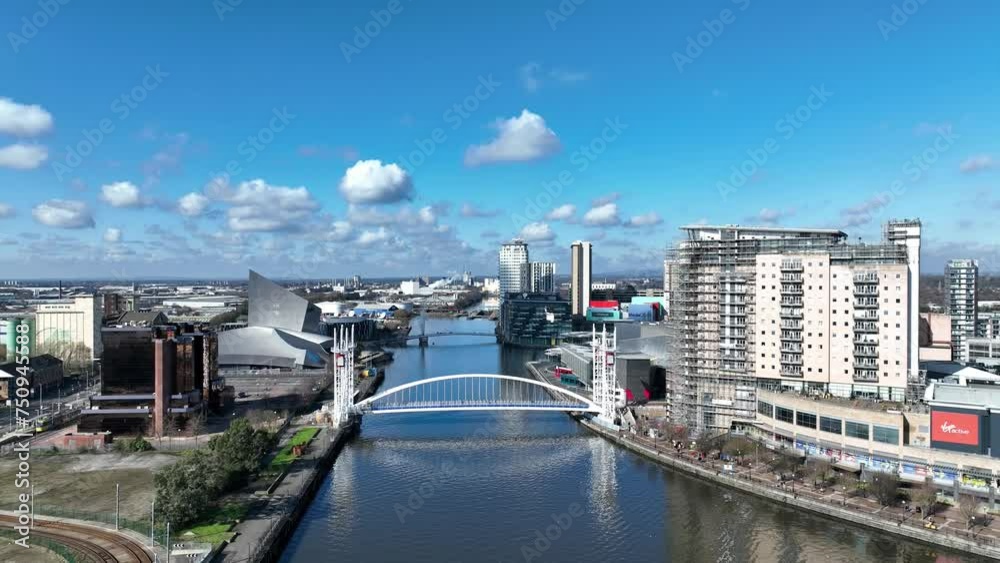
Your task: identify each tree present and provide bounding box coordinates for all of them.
[958,494,981,528]
[771,453,802,479]
[154,450,226,528]
[209,418,272,477]
[721,437,754,462]
[838,472,862,498]
[805,460,835,488]
[666,424,689,445]
[189,411,207,446]
[869,472,900,507]
[909,481,939,517]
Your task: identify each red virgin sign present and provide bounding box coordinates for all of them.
[931,411,980,446]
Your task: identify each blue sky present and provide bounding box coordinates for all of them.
[1,0,998,279]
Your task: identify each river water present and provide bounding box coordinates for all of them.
[280,317,977,563]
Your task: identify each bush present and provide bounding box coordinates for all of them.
[115,436,154,453]
[869,472,900,506]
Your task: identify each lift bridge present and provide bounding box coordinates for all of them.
[327,326,619,425]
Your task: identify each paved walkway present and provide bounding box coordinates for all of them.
[623,428,1000,554]
[216,424,342,563]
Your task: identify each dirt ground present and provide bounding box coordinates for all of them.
[0,452,178,521]
[0,542,64,563]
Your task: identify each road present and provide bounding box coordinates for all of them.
[0,513,154,563]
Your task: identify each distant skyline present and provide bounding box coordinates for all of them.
[1,0,999,279]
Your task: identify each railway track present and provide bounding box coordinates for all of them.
[0,514,153,563]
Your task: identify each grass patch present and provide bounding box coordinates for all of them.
[268,427,320,472]
[176,503,249,546]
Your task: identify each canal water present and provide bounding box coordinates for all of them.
[281,317,978,563]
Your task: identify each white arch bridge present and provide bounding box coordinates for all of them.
[351,374,601,415]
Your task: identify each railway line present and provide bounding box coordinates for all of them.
[0,514,154,563]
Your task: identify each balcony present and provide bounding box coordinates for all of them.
[854,298,879,309]
[853,335,879,345]
[780,366,803,377]
[780,332,803,342]
[854,287,878,296]
[780,343,802,353]
[853,359,879,370]
[780,273,803,282]
[854,310,879,320]
[781,285,804,295]
[780,320,802,330]
[854,272,878,283]
[853,370,879,383]
[853,346,878,358]
[780,298,803,307]
[781,261,803,272]
[780,308,803,319]
[780,354,803,365]
[854,322,878,333]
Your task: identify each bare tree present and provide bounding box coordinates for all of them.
[805,460,835,488]
[189,411,207,446]
[958,494,981,528]
[909,481,939,517]
[869,472,900,507]
[838,472,861,498]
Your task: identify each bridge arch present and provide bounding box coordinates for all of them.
[353,374,599,414]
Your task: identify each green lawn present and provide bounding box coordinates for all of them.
[268,427,321,471]
[176,503,248,546]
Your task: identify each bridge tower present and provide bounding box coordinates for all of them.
[591,325,619,427]
[330,326,356,426]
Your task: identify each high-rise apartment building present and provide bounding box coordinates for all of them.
[669,220,920,434]
[663,253,678,319]
[522,261,556,294]
[499,239,530,298]
[946,259,978,363]
[570,241,592,316]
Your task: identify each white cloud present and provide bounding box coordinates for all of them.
[750,207,795,226]
[0,203,14,219]
[358,227,390,246]
[100,181,147,208]
[0,143,48,169]
[545,204,576,221]
[583,203,621,226]
[103,227,123,243]
[32,199,95,229]
[960,155,993,174]
[518,221,555,242]
[225,179,319,232]
[519,63,589,92]
[338,159,414,204]
[177,192,210,217]
[839,196,890,227]
[460,203,499,218]
[0,98,54,136]
[464,110,561,167]
[623,212,663,228]
[591,192,621,206]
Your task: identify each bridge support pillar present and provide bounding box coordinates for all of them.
[418,336,429,347]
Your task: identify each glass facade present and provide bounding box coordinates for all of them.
[775,406,793,424]
[757,400,773,417]
[873,425,900,445]
[795,411,817,429]
[845,421,870,440]
[820,416,842,435]
[500,293,572,348]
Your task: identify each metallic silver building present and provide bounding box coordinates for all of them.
[946,259,979,363]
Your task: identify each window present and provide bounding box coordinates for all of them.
[873,426,899,445]
[775,406,794,424]
[796,411,817,429]
[820,416,842,434]
[757,400,773,418]
[845,421,870,440]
